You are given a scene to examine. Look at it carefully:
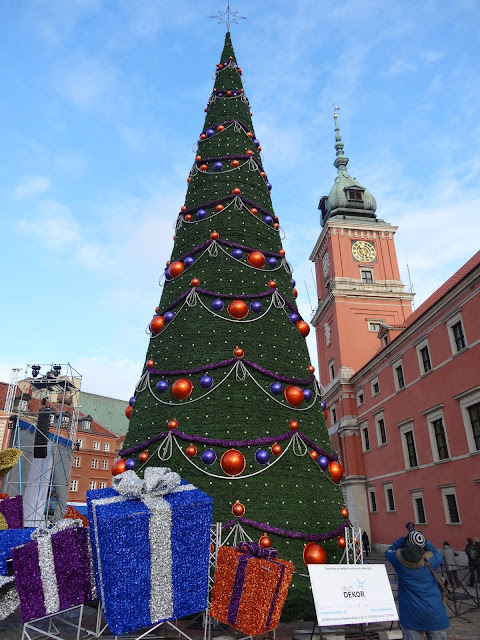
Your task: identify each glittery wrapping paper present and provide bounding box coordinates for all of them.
[64,505,90,528]
[209,546,294,637]
[0,495,23,529]
[11,524,92,622]
[0,528,35,575]
[87,468,213,636]
[0,449,22,480]
[0,575,19,620]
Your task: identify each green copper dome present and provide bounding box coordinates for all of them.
[319,114,377,226]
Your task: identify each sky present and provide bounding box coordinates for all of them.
[1,0,479,401]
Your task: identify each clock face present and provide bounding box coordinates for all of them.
[351,241,376,263]
[322,252,330,277]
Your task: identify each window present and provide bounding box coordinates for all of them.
[83,420,91,430]
[432,418,450,460]
[384,484,395,512]
[361,424,371,451]
[441,487,460,524]
[89,481,97,490]
[375,414,387,446]
[62,415,70,424]
[382,335,389,347]
[99,482,107,489]
[368,487,377,513]
[93,441,100,450]
[393,361,405,390]
[102,460,108,470]
[447,313,467,354]
[467,402,480,451]
[76,439,83,450]
[70,480,78,492]
[103,443,110,452]
[368,321,383,333]
[371,377,380,396]
[91,458,98,469]
[398,421,418,469]
[73,456,80,467]
[456,387,480,452]
[419,345,432,373]
[361,270,373,284]
[347,189,363,201]
[411,491,427,525]
[49,414,56,425]
[357,390,364,406]
[328,360,335,382]
[331,406,337,424]
[424,406,450,462]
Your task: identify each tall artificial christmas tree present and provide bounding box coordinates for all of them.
[122,31,347,617]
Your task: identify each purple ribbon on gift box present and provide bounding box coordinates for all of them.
[226,542,286,628]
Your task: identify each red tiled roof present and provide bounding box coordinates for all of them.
[403,251,480,329]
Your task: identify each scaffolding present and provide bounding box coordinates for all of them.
[2,363,82,527]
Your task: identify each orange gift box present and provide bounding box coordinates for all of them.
[209,543,294,636]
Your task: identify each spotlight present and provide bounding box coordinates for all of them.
[31,365,41,378]
[52,365,62,377]
[8,415,17,429]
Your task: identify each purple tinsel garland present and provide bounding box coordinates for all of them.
[195,155,264,173]
[180,194,273,218]
[0,495,23,529]
[119,430,337,462]
[172,238,282,266]
[222,518,350,542]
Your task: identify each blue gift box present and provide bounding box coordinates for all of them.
[87,468,213,636]
[0,528,35,575]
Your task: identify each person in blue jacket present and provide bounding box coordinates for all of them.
[385,530,449,640]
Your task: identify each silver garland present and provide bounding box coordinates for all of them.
[0,577,19,620]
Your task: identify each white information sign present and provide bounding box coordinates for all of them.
[308,564,398,626]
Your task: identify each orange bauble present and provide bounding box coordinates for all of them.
[168,261,184,278]
[231,160,240,168]
[308,365,315,373]
[150,316,165,334]
[247,132,253,138]
[268,280,277,289]
[289,419,299,430]
[233,346,244,358]
[181,206,186,212]
[285,385,304,407]
[210,230,219,239]
[200,164,208,171]
[112,459,126,476]
[226,90,232,96]
[195,155,201,161]
[191,278,200,287]
[247,251,265,268]
[293,288,298,298]
[328,461,344,484]
[303,542,327,566]
[259,533,272,548]
[146,360,154,369]
[250,208,258,215]
[220,449,246,476]
[297,321,310,337]
[200,133,206,140]
[171,378,193,400]
[167,418,178,430]
[185,214,192,221]
[227,300,249,319]
[186,443,197,458]
[271,442,282,456]
[232,187,241,195]
[310,450,319,461]
[337,536,346,549]
[215,205,224,212]
[217,125,225,132]
[139,451,149,463]
[341,507,349,519]
[246,149,253,156]
[279,249,285,256]
[232,501,245,517]
[125,405,132,419]
[274,223,280,229]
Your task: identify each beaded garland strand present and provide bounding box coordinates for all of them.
[123,32,345,620]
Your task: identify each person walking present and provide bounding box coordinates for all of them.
[441,542,461,589]
[466,537,480,587]
[362,530,370,558]
[386,530,449,640]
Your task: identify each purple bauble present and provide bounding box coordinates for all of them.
[264,215,273,225]
[201,449,217,466]
[184,256,194,268]
[156,380,169,393]
[303,389,313,402]
[291,278,296,287]
[320,400,327,411]
[318,456,329,470]
[267,257,278,267]
[213,161,224,171]
[211,298,224,311]
[253,138,260,147]
[164,311,175,323]
[270,382,283,395]
[164,269,172,281]
[200,374,213,389]
[197,209,207,220]
[129,396,136,407]
[255,449,270,465]
[250,301,262,313]
[289,313,299,323]
[125,458,136,470]
[266,182,272,191]
[232,248,244,260]
[206,128,215,138]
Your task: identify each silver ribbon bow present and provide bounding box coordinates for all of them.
[30,517,83,541]
[112,467,181,500]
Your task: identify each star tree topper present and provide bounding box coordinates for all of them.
[209,1,246,31]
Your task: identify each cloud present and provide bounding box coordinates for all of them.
[54,53,118,110]
[17,199,80,247]
[12,176,51,200]
[75,355,140,400]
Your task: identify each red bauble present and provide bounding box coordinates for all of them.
[168,261,184,278]
[217,125,225,132]
[181,206,186,212]
[247,251,265,268]
[297,320,310,338]
[232,187,241,195]
[171,378,193,400]
[337,536,346,549]
[195,155,201,161]
[112,459,126,476]
[308,365,315,373]
[232,501,245,517]
[186,443,197,458]
[231,160,240,168]
[185,214,192,221]
[247,132,253,138]
[150,316,165,334]
[139,451,149,463]
[186,177,191,183]
[246,149,254,156]
[125,405,132,419]
[274,223,280,230]
[227,300,249,319]
[226,90,232,96]
[233,346,244,358]
[259,533,272,548]
[200,133,206,140]
[260,171,266,177]
[310,450,319,461]
[250,208,258,215]
[279,249,285,256]
[328,461,344,484]
[268,280,277,289]
[220,449,246,476]
[200,164,208,171]
[293,288,298,298]
[289,419,299,430]
[271,442,282,456]
[146,359,154,369]
[166,260,171,267]
[285,385,304,407]
[341,507,349,519]
[215,204,224,212]
[303,542,327,566]
[155,306,159,313]
[210,230,220,239]
[190,278,200,287]
[167,418,178,430]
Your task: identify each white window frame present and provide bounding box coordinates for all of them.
[455,386,480,453]
[440,485,461,524]
[76,439,83,450]
[73,456,81,467]
[91,458,98,469]
[416,339,432,375]
[89,481,97,491]
[93,441,100,450]
[49,414,56,425]
[83,420,91,430]
[392,358,405,391]
[99,482,107,489]
[374,410,387,446]
[446,312,467,355]
[356,389,364,406]
[423,405,450,462]
[384,482,396,512]
[360,421,371,452]
[398,420,418,469]
[102,459,108,470]
[411,490,427,525]
[103,442,110,452]
[70,479,78,492]
[328,359,335,382]
[359,267,374,284]
[367,487,377,513]
[371,376,380,396]
[367,319,384,333]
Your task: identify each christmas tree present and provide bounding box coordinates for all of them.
[122,32,347,618]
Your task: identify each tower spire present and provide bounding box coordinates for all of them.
[333,109,349,171]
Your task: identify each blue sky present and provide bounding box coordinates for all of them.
[1,0,479,400]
